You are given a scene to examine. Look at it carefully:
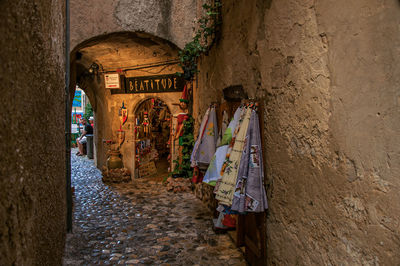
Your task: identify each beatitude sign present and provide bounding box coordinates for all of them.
[111,74,185,94]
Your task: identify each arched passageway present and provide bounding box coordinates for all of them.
[69,31,183,175]
[66,30,185,240]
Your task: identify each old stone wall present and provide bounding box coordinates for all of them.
[196,0,400,264]
[70,0,197,50]
[0,1,66,265]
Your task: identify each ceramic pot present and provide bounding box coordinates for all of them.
[107,150,123,169]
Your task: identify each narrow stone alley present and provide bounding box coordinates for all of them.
[63,149,246,265]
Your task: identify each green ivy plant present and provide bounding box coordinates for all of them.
[83,102,93,122]
[172,116,195,178]
[178,1,222,80]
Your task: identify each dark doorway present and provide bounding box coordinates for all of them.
[134,98,171,180]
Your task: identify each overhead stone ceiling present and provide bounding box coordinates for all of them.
[75,32,180,71]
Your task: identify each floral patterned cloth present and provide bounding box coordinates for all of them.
[191,106,218,167]
[203,107,243,186]
[215,107,251,206]
[231,110,268,212]
[202,145,229,186]
[191,107,210,167]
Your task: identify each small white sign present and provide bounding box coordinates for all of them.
[104,74,120,89]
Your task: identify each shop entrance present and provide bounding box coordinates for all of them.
[134,98,171,180]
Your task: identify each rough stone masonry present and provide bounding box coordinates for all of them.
[0,0,66,265]
[195,0,400,264]
[1,0,399,265]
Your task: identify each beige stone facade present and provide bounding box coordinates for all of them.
[195,0,400,264]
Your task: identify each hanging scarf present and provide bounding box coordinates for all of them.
[194,106,218,166]
[220,107,244,146]
[231,109,268,212]
[244,110,268,212]
[216,110,229,147]
[212,107,246,191]
[203,107,243,186]
[215,107,251,206]
[202,145,229,186]
[190,107,211,167]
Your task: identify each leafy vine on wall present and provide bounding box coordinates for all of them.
[178,0,222,81]
[173,1,221,179]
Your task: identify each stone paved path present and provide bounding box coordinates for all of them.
[63,150,246,265]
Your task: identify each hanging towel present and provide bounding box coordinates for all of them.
[194,106,219,166]
[219,107,243,146]
[212,107,246,191]
[203,107,243,186]
[230,111,252,212]
[244,110,268,212]
[190,107,210,167]
[215,107,252,206]
[202,145,229,186]
[216,110,229,147]
[231,109,268,212]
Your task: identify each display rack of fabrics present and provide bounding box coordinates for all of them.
[193,102,268,230]
[134,98,171,178]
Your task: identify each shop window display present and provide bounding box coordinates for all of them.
[134,98,171,179]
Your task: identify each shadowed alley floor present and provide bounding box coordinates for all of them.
[63,150,246,265]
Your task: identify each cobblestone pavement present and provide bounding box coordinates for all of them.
[63,150,246,265]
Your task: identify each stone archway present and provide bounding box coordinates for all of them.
[69,31,183,174]
[70,0,197,50]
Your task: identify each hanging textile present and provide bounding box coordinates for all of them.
[202,145,229,186]
[190,107,211,167]
[231,109,268,212]
[230,111,251,212]
[220,107,244,146]
[220,110,229,141]
[203,107,243,186]
[191,166,204,183]
[216,110,229,147]
[190,106,218,167]
[215,107,252,206]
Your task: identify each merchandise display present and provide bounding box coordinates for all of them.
[192,102,268,233]
[203,107,243,186]
[135,98,171,178]
[213,103,268,213]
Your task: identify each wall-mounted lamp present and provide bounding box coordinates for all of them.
[88,62,99,75]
